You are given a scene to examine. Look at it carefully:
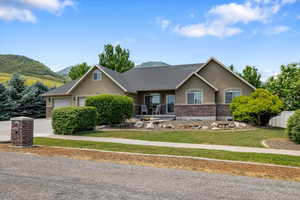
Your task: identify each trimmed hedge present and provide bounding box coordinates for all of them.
[286,110,300,144]
[52,106,97,135]
[86,94,133,125]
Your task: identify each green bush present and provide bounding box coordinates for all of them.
[286,110,300,144]
[85,94,133,125]
[230,89,283,126]
[52,106,97,135]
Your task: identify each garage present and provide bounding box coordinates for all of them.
[78,97,86,106]
[53,98,71,108]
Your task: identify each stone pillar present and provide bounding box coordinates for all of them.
[11,117,34,147]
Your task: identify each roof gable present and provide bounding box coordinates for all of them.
[197,57,256,90]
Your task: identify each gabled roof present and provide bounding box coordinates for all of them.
[123,63,204,91]
[43,57,255,96]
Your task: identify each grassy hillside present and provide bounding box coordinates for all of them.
[0,54,64,81]
[0,54,66,87]
[0,73,63,88]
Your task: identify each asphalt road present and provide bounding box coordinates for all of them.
[0,152,300,200]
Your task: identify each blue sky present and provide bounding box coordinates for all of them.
[0,0,300,79]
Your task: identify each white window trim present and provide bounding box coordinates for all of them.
[93,69,102,81]
[186,89,203,105]
[224,88,242,104]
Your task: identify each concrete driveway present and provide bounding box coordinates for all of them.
[0,118,53,141]
[1,151,300,200]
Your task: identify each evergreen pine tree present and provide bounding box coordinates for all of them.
[0,83,12,120]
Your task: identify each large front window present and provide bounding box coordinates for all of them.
[224,89,241,104]
[145,94,160,106]
[187,89,203,104]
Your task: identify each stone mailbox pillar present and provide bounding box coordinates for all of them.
[11,117,34,147]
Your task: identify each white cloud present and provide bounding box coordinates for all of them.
[209,3,267,24]
[175,21,241,38]
[0,6,36,23]
[297,15,300,20]
[265,25,290,34]
[21,0,74,13]
[0,0,74,23]
[175,0,298,38]
[156,17,171,30]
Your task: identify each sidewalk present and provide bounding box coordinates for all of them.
[48,135,300,156]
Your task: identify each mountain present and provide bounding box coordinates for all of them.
[0,54,64,87]
[56,66,72,76]
[137,61,169,67]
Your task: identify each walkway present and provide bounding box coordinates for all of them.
[48,135,300,156]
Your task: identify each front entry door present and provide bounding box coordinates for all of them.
[166,95,175,113]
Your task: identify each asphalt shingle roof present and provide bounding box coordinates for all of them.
[44,63,205,95]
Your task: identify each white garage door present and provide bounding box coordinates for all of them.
[78,97,86,107]
[53,98,71,108]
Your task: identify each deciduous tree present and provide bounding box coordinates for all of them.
[99,44,135,73]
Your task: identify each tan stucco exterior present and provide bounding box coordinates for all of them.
[175,74,216,104]
[46,68,126,110]
[198,60,254,104]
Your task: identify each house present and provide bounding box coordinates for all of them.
[43,57,255,120]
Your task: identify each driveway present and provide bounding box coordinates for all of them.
[0,151,300,200]
[0,119,53,141]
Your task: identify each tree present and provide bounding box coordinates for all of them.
[7,73,26,116]
[265,63,300,110]
[230,89,283,126]
[99,44,135,73]
[68,62,91,80]
[0,83,12,120]
[241,66,262,88]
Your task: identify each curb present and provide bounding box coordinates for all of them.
[36,145,300,170]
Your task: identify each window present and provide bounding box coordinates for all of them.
[187,89,203,104]
[224,89,241,104]
[145,94,160,106]
[93,70,102,80]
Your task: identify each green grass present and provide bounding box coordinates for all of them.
[34,137,300,167]
[0,72,63,88]
[76,128,287,148]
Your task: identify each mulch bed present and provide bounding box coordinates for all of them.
[264,138,300,150]
[1,143,300,182]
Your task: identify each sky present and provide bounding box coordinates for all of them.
[0,0,300,80]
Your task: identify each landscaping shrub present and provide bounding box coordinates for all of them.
[52,106,97,135]
[230,89,283,126]
[85,94,133,125]
[286,110,300,144]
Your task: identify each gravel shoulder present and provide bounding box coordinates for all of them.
[1,151,300,200]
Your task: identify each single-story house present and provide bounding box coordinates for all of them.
[43,57,255,120]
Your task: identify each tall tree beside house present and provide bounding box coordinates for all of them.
[0,83,12,120]
[68,62,91,80]
[99,44,135,73]
[240,66,262,88]
[265,63,300,111]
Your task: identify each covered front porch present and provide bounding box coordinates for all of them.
[134,90,176,117]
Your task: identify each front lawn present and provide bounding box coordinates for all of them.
[76,128,287,148]
[34,137,300,167]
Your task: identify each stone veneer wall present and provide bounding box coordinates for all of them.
[175,104,232,120]
[175,104,217,120]
[216,104,231,120]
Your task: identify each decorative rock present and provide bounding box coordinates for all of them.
[145,122,155,129]
[211,122,218,127]
[134,121,144,128]
[197,125,202,129]
[211,127,220,130]
[202,126,209,130]
[165,124,175,129]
